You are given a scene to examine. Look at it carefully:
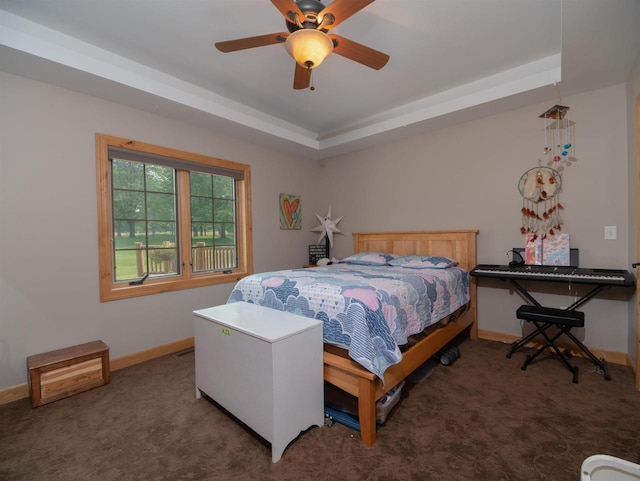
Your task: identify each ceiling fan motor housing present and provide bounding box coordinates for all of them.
[286,0,329,33]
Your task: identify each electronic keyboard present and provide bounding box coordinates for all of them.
[470,264,635,287]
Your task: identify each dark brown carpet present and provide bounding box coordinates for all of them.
[1,338,639,481]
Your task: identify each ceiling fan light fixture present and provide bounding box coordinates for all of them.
[285,29,333,69]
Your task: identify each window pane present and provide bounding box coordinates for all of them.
[145,164,174,193]
[213,175,233,198]
[114,249,140,282]
[191,197,213,222]
[114,221,147,247]
[113,220,147,242]
[215,223,235,245]
[111,160,178,282]
[148,245,178,276]
[214,198,234,223]
[191,172,212,197]
[113,224,180,281]
[146,192,175,221]
[192,222,214,244]
[112,159,144,190]
[148,221,176,240]
[113,190,145,220]
[191,172,237,273]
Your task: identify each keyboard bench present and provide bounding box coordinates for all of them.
[516,305,584,327]
[511,305,608,383]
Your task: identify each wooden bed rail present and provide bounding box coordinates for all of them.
[323,229,479,446]
[323,307,475,446]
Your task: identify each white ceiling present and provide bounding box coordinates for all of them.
[1,0,639,160]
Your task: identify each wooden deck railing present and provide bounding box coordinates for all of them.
[192,242,235,272]
[135,242,235,276]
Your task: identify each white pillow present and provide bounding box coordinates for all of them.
[341,252,397,266]
[388,255,458,269]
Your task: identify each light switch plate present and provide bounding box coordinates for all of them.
[604,226,617,240]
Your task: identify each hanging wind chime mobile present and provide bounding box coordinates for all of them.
[541,104,576,171]
[518,105,576,240]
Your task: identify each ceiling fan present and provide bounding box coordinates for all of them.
[215,0,389,90]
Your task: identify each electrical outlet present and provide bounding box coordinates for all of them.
[604,226,617,240]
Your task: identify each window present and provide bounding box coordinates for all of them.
[96,134,252,301]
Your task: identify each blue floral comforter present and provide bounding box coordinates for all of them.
[227,264,470,379]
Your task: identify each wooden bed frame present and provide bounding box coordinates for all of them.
[323,230,478,446]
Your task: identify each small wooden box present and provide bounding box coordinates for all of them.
[27,340,110,408]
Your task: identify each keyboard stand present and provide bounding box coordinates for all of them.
[494,277,612,381]
[503,277,608,311]
[515,305,586,383]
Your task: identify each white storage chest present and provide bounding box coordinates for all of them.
[193,302,324,462]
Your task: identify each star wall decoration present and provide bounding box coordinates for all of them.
[311,206,343,248]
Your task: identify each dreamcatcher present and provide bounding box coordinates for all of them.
[518,165,563,240]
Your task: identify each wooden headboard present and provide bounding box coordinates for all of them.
[352,230,478,272]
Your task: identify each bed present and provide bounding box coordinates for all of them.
[230,230,478,446]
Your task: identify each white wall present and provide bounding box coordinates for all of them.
[1,71,636,390]
[0,72,321,389]
[317,84,633,355]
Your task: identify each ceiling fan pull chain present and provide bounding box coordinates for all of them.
[310,68,315,91]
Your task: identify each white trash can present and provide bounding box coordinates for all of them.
[581,455,640,481]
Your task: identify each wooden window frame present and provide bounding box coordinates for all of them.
[96,133,253,301]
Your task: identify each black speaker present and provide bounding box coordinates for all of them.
[508,249,525,267]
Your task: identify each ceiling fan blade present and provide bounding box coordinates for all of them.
[330,34,389,70]
[271,0,305,24]
[215,33,288,53]
[319,0,375,29]
[293,63,311,89]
